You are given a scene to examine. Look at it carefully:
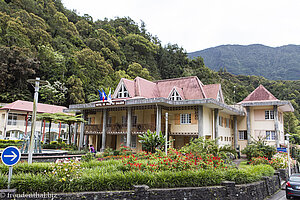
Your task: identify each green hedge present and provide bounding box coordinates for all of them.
[0,163,52,175]
[0,140,22,148]
[0,164,274,193]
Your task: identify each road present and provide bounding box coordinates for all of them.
[267,189,300,200]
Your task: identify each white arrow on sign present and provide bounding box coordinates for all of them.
[4,151,17,161]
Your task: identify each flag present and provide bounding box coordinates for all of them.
[102,89,107,102]
[98,89,102,101]
[107,88,112,104]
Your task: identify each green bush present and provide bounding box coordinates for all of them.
[81,153,95,162]
[0,140,22,148]
[0,162,274,193]
[0,163,51,174]
[181,137,237,160]
[241,138,276,160]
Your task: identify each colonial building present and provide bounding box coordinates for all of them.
[0,100,68,141]
[69,76,294,152]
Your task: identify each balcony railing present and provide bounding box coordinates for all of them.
[85,124,103,135]
[84,123,171,135]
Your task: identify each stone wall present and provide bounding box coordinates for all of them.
[3,174,280,200]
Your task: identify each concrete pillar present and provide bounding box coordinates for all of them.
[127,107,132,147]
[233,116,238,149]
[73,123,78,145]
[78,112,85,151]
[101,109,107,151]
[214,109,219,145]
[156,105,162,134]
[246,106,251,144]
[198,105,203,138]
[274,105,279,148]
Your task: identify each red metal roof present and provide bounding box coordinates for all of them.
[0,100,67,113]
[240,85,278,102]
[119,76,221,101]
[203,84,221,100]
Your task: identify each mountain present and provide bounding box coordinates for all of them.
[188,44,300,80]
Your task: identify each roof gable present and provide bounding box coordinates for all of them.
[168,86,185,100]
[155,76,206,100]
[241,85,278,102]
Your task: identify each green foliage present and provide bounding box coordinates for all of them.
[0,161,274,193]
[180,137,237,159]
[81,152,95,162]
[0,139,22,148]
[138,130,167,153]
[0,0,298,135]
[241,138,277,160]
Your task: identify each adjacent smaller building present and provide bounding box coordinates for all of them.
[0,100,68,141]
[237,85,294,150]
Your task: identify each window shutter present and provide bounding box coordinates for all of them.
[112,116,116,124]
[175,114,180,125]
[191,113,197,124]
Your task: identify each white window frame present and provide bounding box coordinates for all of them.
[226,118,230,128]
[117,83,129,98]
[266,131,276,141]
[8,113,18,126]
[180,114,191,124]
[239,130,247,140]
[265,110,274,120]
[169,89,182,101]
[219,116,223,127]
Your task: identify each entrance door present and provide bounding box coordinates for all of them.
[111,135,117,150]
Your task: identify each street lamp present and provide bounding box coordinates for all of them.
[27,77,47,164]
[286,133,291,177]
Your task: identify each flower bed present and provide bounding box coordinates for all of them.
[121,149,228,171]
[250,152,294,170]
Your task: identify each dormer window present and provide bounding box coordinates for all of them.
[169,89,182,101]
[117,84,129,98]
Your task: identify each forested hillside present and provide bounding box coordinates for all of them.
[0,0,299,136]
[188,44,300,80]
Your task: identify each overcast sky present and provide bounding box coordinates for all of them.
[61,0,300,52]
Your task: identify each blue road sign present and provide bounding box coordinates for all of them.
[1,146,21,166]
[277,147,287,153]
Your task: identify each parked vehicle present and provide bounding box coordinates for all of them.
[286,173,300,199]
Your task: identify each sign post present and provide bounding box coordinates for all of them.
[1,146,21,189]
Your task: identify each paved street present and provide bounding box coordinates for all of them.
[266,189,300,200]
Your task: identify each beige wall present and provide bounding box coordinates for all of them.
[237,105,286,150]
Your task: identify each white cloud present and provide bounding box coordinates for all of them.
[62,0,300,52]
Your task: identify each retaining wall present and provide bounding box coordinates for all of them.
[2,173,281,200]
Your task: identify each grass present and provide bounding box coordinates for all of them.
[238,161,249,169]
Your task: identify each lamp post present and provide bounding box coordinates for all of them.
[165,112,168,155]
[27,78,47,164]
[286,133,291,177]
